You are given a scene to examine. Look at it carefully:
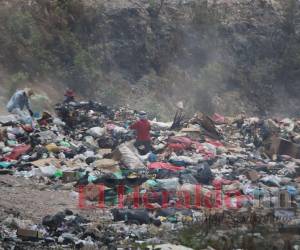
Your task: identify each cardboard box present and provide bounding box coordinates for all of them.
[17,228,43,239]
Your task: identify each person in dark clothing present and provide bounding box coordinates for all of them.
[63,88,75,103]
[130,111,152,154]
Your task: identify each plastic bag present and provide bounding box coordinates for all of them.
[86,127,106,138]
[118,143,145,169]
[157,178,180,191]
[40,165,57,177]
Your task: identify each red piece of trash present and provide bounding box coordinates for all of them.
[4,144,31,161]
[148,162,185,172]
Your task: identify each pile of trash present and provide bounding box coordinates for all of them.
[1,100,300,249]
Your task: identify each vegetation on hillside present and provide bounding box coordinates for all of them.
[0,0,299,118]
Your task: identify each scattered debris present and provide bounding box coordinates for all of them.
[1,100,300,249]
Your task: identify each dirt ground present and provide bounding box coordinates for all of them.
[0,175,77,223]
[0,175,108,224]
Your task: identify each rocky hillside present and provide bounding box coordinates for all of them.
[0,0,299,118]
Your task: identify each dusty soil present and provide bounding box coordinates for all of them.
[0,175,109,225]
[0,175,79,223]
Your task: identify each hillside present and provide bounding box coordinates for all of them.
[0,0,300,118]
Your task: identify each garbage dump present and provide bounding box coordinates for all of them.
[1,101,300,249]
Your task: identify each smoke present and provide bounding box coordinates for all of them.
[157,0,300,117]
[1,0,299,119]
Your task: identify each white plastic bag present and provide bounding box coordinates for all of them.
[157,178,179,191]
[86,127,106,138]
[118,143,145,169]
[39,165,57,177]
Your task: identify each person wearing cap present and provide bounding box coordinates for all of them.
[130,111,152,154]
[63,88,76,103]
[6,88,34,118]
